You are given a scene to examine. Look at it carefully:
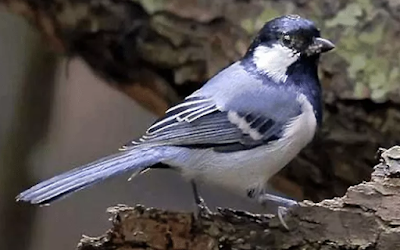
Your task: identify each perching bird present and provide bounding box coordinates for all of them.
[17,15,334,215]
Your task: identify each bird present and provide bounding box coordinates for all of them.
[16,15,334,219]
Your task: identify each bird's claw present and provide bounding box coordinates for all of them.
[278,206,290,230]
[191,180,211,219]
[256,193,298,230]
[194,195,212,218]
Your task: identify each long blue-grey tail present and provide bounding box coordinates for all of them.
[16,147,162,205]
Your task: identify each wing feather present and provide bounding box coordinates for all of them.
[121,95,297,152]
[121,62,304,152]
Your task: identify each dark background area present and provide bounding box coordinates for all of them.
[0,10,265,250]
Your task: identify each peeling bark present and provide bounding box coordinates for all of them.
[78,146,400,250]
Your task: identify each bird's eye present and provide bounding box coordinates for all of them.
[282,34,292,46]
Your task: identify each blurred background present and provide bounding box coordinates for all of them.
[0,9,264,250]
[1,0,400,250]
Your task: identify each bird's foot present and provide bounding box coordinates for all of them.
[257,193,298,230]
[194,194,212,218]
[191,180,211,218]
[277,206,292,230]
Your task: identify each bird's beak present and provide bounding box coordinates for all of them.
[305,37,335,56]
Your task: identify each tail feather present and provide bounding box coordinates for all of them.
[16,147,161,205]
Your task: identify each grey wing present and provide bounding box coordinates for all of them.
[121,95,301,152]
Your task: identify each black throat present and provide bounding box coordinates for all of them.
[286,55,323,126]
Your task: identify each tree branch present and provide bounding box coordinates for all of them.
[78,146,400,250]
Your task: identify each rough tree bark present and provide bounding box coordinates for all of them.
[1,1,400,247]
[78,146,400,249]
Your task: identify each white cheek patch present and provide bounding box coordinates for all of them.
[253,44,300,83]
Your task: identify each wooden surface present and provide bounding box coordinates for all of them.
[78,146,400,249]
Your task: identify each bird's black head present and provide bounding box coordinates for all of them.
[247,15,334,57]
[243,15,334,83]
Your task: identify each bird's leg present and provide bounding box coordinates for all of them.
[257,193,298,207]
[248,189,298,230]
[191,180,211,217]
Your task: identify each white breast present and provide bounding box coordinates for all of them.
[162,94,317,197]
